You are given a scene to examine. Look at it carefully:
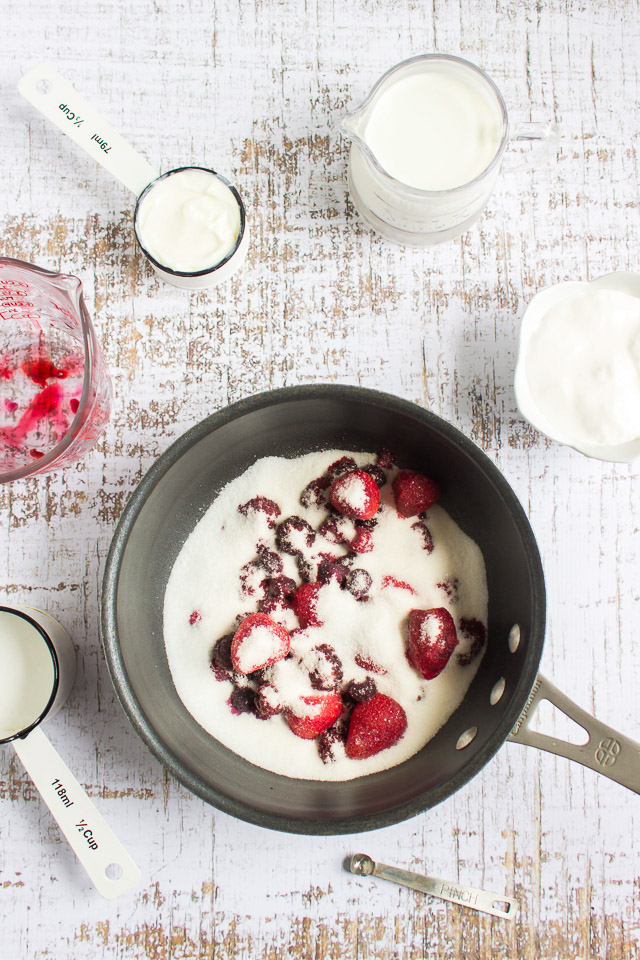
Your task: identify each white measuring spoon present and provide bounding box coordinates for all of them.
[18,63,249,289]
[0,605,140,899]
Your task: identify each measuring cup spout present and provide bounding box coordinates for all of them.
[339,109,365,143]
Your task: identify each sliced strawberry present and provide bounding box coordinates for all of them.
[292,582,324,628]
[407,607,458,680]
[286,692,343,740]
[392,470,440,518]
[345,693,407,759]
[329,469,380,520]
[380,574,416,594]
[231,613,290,674]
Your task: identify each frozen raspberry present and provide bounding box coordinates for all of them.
[231,613,291,674]
[254,683,284,719]
[345,568,372,599]
[318,716,350,763]
[392,470,440,518]
[457,618,487,666]
[347,677,377,702]
[210,634,234,681]
[327,456,358,479]
[307,644,343,690]
[376,448,395,470]
[317,560,349,586]
[263,575,297,600]
[349,527,374,554]
[361,464,386,488]
[189,611,202,626]
[354,653,387,675]
[256,543,284,575]
[407,607,458,680]
[318,514,356,545]
[381,575,416,594]
[239,560,268,599]
[300,475,331,508]
[411,518,434,553]
[228,687,256,716]
[345,693,407,759]
[286,692,343,740]
[238,496,281,528]
[291,582,323,628]
[276,516,316,555]
[329,469,380,520]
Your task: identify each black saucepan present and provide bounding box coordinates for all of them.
[100,385,640,834]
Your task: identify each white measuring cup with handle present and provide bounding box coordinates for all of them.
[0,605,140,899]
[18,63,249,290]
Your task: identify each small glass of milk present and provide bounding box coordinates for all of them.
[340,54,557,246]
[134,166,249,290]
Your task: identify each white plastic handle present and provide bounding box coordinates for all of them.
[13,727,141,899]
[18,62,159,197]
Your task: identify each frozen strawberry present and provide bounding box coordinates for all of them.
[286,692,343,740]
[407,607,458,680]
[291,582,323,628]
[345,693,407,759]
[237,496,281,528]
[329,469,380,520]
[349,527,374,554]
[231,613,291,674]
[392,470,440,518]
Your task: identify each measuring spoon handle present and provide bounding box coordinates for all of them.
[18,62,159,196]
[372,861,517,919]
[13,726,141,899]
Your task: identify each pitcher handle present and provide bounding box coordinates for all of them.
[502,121,559,175]
[507,674,640,795]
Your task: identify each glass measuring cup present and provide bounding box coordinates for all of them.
[0,605,140,898]
[0,257,112,482]
[340,54,558,245]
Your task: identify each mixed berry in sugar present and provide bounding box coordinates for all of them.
[163,449,489,782]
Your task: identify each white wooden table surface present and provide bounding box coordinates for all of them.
[1,1,639,957]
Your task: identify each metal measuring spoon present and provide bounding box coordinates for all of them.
[349,854,517,920]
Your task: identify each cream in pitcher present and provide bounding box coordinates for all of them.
[341,54,556,246]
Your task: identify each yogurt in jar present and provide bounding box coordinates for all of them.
[515,277,640,459]
[134,167,248,289]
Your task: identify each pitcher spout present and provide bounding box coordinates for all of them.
[339,108,366,143]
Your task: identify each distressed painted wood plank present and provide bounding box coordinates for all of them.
[1,0,639,957]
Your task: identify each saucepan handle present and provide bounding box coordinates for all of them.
[507,673,640,794]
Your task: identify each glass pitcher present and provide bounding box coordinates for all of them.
[0,258,112,482]
[340,54,557,246]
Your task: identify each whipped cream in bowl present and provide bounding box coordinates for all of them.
[514,272,640,462]
[134,166,249,290]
